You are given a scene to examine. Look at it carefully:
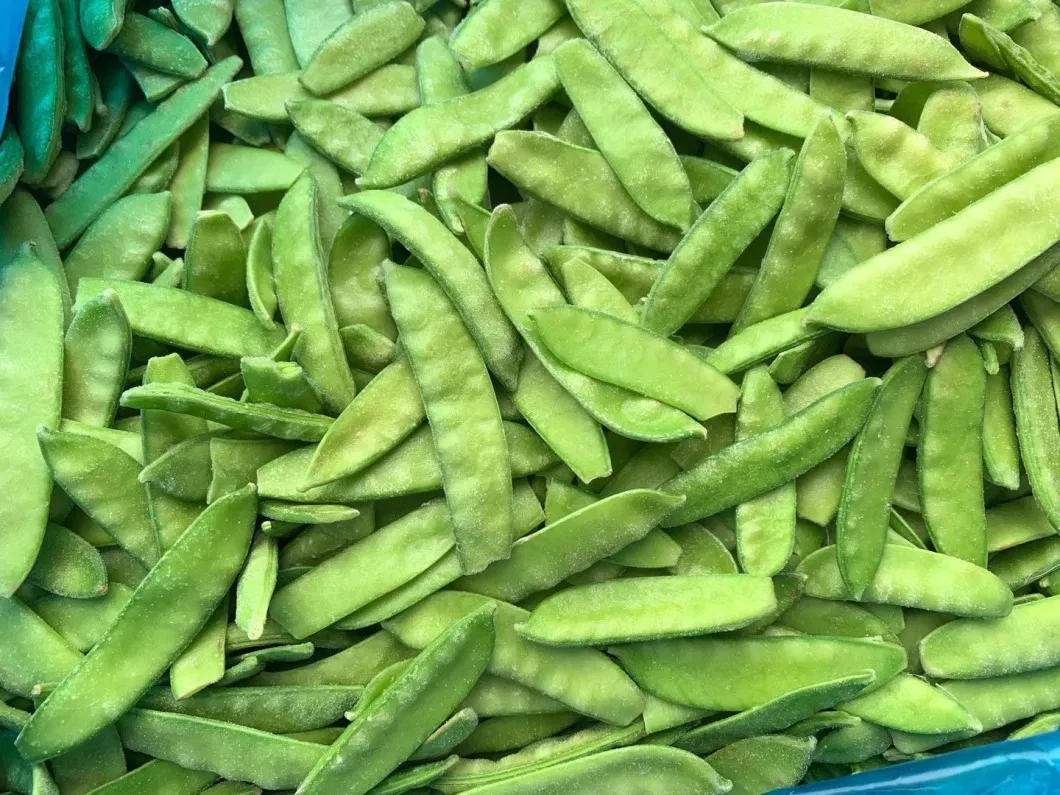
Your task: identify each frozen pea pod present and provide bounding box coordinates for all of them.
[46,58,242,249]
[938,665,1060,735]
[915,82,986,164]
[1012,327,1060,531]
[809,158,1060,333]
[0,124,24,205]
[450,0,565,70]
[848,111,954,201]
[707,308,833,376]
[235,534,278,641]
[241,358,324,414]
[343,192,521,392]
[28,524,108,599]
[411,707,480,760]
[659,378,879,527]
[384,262,512,574]
[986,496,1057,553]
[300,2,425,96]
[358,57,560,189]
[454,489,684,603]
[297,604,495,795]
[640,149,794,336]
[515,575,777,646]
[706,735,815,795]
[611,635,904,712]
[185,211,249,307]
[733,115,845,331]
[840,673,981,734]
[554,39,694,231]
[565,0,742,140]
[989,534,1060,590]
[170,598,228,700]
[17,0,65,184]
[62,290,131,429]
[555,256,639,323]
[385,592,644,725]
[531,307,740,422]
[798,544,1014,618]
[34,582,134,652]
[15,486,257,762]
[837,356,926,598]
[484,205,702,443]
[706,3,985,81]
[107,12,208,80]
[0,596,81,698]
[204,143,304,194]
[0,252,64,599]
[174,0,234,45]
[286,100,384,176]
[455,712,578,756]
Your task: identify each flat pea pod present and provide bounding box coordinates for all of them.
[185,211,249,308]
[45,58,242,249]
[328,214,394,337]
[920,595,1060,679]
[887,110,1060,241]
[869,0,969,24]
[840,672,980,734]
[484,205,703,443]
[848,111,954,201]
[117,709,324,790]
[612,635,904,712]
[342,191,522,392]
[919,335,988,565]
[300,1,425,96]
[412,707,480,760]
[640,149,794,336]
[58,758,215,795]
[676,672,875,754]
[556,256,639,323]
[836,357,926,597]
[455,489,684,603]
[707,309,833,376]
[359,58,560,189]
[235,533,278,641]
[205,143,304,194]
[455,746,730,795]
[385,263,512,575]
[450,0,564,70]
[0,246,64,597]
[296,604,495,795]
[107,12,208,80]
[286,100,384,176]
[273,173,356,414]
[34,582,133,652]
[252,630,414,688]
[384,592,644,725]
[982,365,1022,491]
[706,3,984,82]
[17,0,65,184]
[1012,326,1060,531]
[798,544,1014,618]
[455,712,577,757]
[27,524,108,599]
[706,735,816,795]
[809,158,1060,333]
[916,82,985,164]
[986,496,1057,553]
[659,379,879,527]
[516,575,777,646]
[938,665,1060,735]
[121,382,333,442]
[15,486,257,762]
[0,595,81,698]
[554,39,694,231]
[0,123,24,205]
[62,291,130,433]
[487,132,683,253]
[531,307,740,421]
[565,0,742,141]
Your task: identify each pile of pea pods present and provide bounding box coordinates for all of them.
[7,0,1060,792]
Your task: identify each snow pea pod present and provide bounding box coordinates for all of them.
[1011,327,1060,531]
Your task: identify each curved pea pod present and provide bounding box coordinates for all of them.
[328,214,394,337]
[989,535,1060,590]
[411,707,480,760]
[454,489,685,604]
[385,592,644,725]
[705,735,815,795]
[286,99,383,176]
[359,57,559,189]
[814,720,892,765]
[531,307,739,421]
[939,665,1060,735]
[487,132,683,253]
[62,290,132,429]
[676,672,875,754]
[34,582,133,652]
[848,111,954,201]
[15,486,257,762]
[450,0,564,70]
[556,256,639,323]
[460,674,567,719]
[455,711,578,756]
[515,575,776,646]
[342,192,521,392]
[1012,327,1060,531]
[27,524,108,599]
[798,544,1013,618]
[836,356,926,597]
[659,378,880,527]
[46,58,243,249]
[809,157,1060,333]
[611,635,903,712]
[641,150,793,336]
[484,205,702,444]
[296,605,495,795]
[987,497,1057,554]
[919,335,988,566]
[0,246,63,597]
[565,0,741,140]
[707,308,834,376]
[778,597,900,645]
[453,746,730,795]
[706,3,984,81]
[839,673,980,735]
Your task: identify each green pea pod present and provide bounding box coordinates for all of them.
[27,524,108,599]
[799,544,1013,617]
[62,290,131,429]
[34,582,133,652]
[340,325,396,373]
[705,735,814,795]
[840,672,980,734]
[241,358,323,414]
[1012,326,1060,530]
[412,708,480,760]
[0,595,82,698]
[454,712,576,757]
[939,665,1060,736]
[987,496,1057,553]
[660,378,879,527]
[989,534,1060,590]
[848,111,954,201]
[108,13,208,80]
[297,604,495,795]
[450,0,564,70]
[0,124,24,205]
[185,211,250,307]
[17,0,65,184]
[16,486,257,762]
[170,598,228,700]
[287,99,384,177]
[778,597,900,645]
[555,256,639,323]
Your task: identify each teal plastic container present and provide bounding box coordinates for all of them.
[1,0,28,124]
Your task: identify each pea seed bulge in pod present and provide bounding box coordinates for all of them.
[5,0,1060,793]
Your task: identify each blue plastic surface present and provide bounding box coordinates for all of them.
[777,731,1060,794]
[1,0,28,125]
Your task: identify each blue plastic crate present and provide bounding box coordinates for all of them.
[1,0,28,124]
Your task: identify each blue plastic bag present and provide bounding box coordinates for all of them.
[1,0,28,125]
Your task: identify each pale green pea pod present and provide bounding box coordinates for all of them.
[328,214,395,337]
[917,82,987,163]
[848,111,954,201]
[170,598,228,700]
[34,582,133,652]
[705,735,815,794]
[174,0,234,46]
[839,673,981,734]
[708,308,833,376]
[62,290,132,429]
[706,3,985,81]
[960,13,1060,105]
[412,708,480,760]
[515,575,777,646]
[778,596,901,646]
[286,100,384,176]
[986,496,1056,553]
[612,634,904,712]
[385,591,644,725]
[798,544,1014,618]
[27,523,108,599]
[939,664,1060,737]
[1010,711,1060,739]
[989,535,1060,590]
[455,712,578,756]
[450,0,565,70]
[0,595,82,698]
[242,357,323,413]
[1011,327,1060,531]
[556,255,639,322]
[868,0,969,26]
[185,211,249,308]
[675,672,876,753]
[973,73,1060,138]
[235,533,278,641]
[641,149,794,336]
[359,57,560,189]
[810,158,1060,333]
[251,631,414,688]
[205,143,304,194]
[460,674,567,719]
